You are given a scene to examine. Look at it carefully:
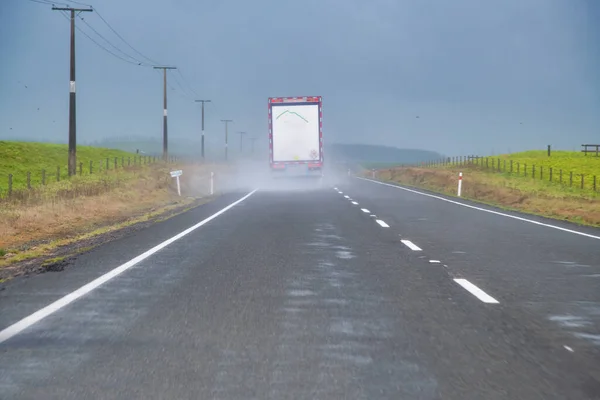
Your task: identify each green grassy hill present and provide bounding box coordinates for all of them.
[0,141,138,192]
[499,150,600,176]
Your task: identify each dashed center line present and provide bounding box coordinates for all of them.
[351,201,358,205]
[361,209,370,213]
[429,260,441,264]
[344,195,350,199]
[401,240,422,251]
[454,279,499,304]
[376,220,390,228]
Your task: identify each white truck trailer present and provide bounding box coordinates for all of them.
[268,96,323,177]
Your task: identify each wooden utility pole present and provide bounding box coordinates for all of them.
[221,120,233,161]
[195,100,211,160]
[52,6,93,176]
[237,131,246,152]
[154,66,177,160]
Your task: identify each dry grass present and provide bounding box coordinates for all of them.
[0,162,220,267]
[377,167,600,227]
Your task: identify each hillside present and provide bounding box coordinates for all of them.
[0,141,138,192]
[327,143,443,165]
[376,149,600,226]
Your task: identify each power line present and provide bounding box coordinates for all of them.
[175,69,199,98]
[78,16,151,66]
[94,10,161,66]
[58,11,143,66]
[170,72,195,99]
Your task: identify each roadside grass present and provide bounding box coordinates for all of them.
[0,141,143,193]
[0,162,218,271]
[377,166,600,226]
[434,150,600,192]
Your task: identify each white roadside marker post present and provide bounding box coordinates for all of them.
[210,171,214,195]
[458,172,463,197]
[170,169,183,196]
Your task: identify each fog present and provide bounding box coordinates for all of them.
[212,160,351,194]
[2,0,600,156]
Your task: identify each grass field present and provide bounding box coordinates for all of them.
[376,150,600,227]
[0,141,143,194]
[0,141,218,279]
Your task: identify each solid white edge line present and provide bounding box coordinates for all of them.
[401,239,422,251]
[357,177,600,241]
[454,278,499,304]
[376,219,390,228]
[351,201,358,205]
[361,209,370,213]
[0,190,258,344]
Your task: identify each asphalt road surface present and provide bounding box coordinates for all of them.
[1,174,600,399]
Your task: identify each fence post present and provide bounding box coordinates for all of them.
[532,165,536,179]
[106,158,109,170]
[504,160,507,172]
[42,169,46,185]
[560,169,562,184]
[549,167,552,182]
[114,157,117,169]
[594,176,597,192]
[8,174,12,197]
[581,175,584,189]
[57,166,60,182]
[570,171,573,187]
[486,158,489,169]
[27,171,31,189]
[79,162,83,176]
[517,162,520,175]
[540,166,543,180]
[89,160,93,174]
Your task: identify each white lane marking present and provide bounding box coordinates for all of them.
[358,177,600,241]
[376,220,390,228]
[361,209,370,213]
[454,278,499,304]
[351,201,358,205]
[0,190,258,344]
[564,345,574,352]
[339,191,343,194]
[334,187,338,190]
[429,260,441,263]
[344,195,350,199]
[401,240,422,251]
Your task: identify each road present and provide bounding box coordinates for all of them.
[1,173,600,399]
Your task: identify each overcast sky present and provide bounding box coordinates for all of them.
[1,0,599,156]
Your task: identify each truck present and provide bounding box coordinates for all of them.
[268,96,323,177]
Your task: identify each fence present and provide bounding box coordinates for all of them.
[410,155,599,193]
[1,155,180,199]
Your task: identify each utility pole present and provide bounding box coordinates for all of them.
[237,131,247,153]
[52,6,93,176]
[153,66,177,160]
[249,137,257,154]
[221,120,233,161]
[195,100,211,161]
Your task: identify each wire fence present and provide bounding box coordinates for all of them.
[0,155,180,200]
[404,155,599,193]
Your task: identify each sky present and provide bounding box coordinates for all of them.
[1,0,599,157]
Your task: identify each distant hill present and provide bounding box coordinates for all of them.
[326,143,443,166]
[83,137,443,166]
